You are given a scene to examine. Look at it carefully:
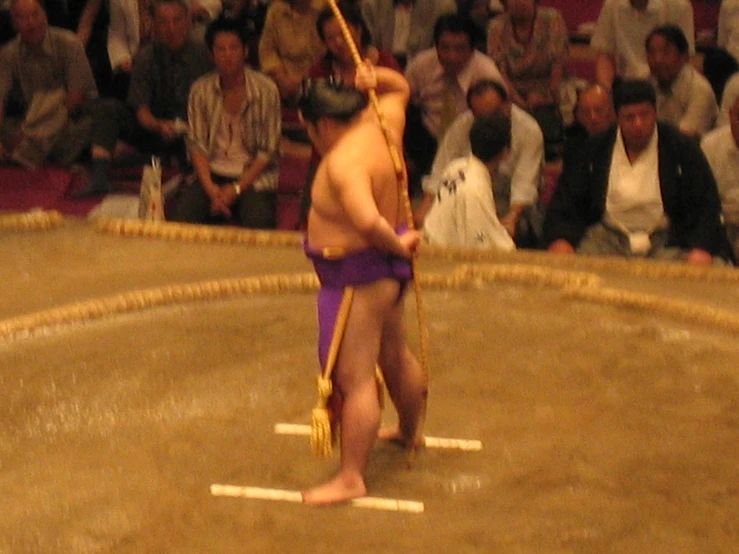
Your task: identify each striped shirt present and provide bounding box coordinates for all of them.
[187,67,281,192]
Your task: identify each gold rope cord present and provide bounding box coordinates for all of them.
[2,260,739,343]
[0,272,318,340]
[420,244,739,283]
[93,217,303,247]
[311,287,355,457]
[6,212,739,434]
[0,210,64,231]
[8,211,739,286]
[92,218,739,283]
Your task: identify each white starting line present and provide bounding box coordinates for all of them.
[274,423,483,452]
[210,484,424,513]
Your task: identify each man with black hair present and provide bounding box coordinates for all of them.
[544,79,726,264]
[422,112,515,250]
[646,24,717,137]
[0,0,97,167]
[299,62,425,506]
[169,16,280,228]
[360,0,456,66]
[403,14,504,194]
[591,0,694,88]
[75,0,212,197]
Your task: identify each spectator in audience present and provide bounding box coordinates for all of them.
[553,83,618,208]
[591,0,694,89]
[107,0,154,98]
[310,1,400,84]
[226,0,269,42]
[70,0,112,95]
[487,0,568,160]
[76,0,212,197]
[486,0,568,110]
[258,0,324,103]
[563,83,617,172]
[1,0,13,45]
[544,79,726,265]
[360,0,456,68]
[717,70,739,126]
[701,46,739,108]
[0,0,97,168]
[456,0,491,52]
[701,93,739,261]
[404,14,504,194]
[646,24,716,137]
[422,112,515,250]
[415,78,543,246]
[571,83,616,138]
[718,0,739,67]
[169,17,280,228]
[188,0,223,43]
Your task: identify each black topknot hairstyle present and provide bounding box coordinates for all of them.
[297,77,368,124]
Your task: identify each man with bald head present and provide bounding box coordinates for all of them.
[562,83,617,165]
[0,0,97,167]
[574,84,616,138]
[415,78,544,246]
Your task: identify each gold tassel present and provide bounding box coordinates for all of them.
[310,376,335,457]
[310,288,355,457]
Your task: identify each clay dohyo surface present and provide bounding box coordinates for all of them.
[1,219,738,553]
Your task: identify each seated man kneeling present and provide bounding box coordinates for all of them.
[169,17,281,228]
[422,112,515,251]
[544,79,726,264]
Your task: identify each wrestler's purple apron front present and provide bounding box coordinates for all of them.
[303,233,413,371]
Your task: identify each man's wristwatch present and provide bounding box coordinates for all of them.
[233,183,242,195]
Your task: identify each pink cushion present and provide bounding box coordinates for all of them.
[0,165,102,216]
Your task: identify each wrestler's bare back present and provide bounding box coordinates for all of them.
[307,116,404,252]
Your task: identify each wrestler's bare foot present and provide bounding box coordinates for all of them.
[302,473,367,506]
[378,426,424,448]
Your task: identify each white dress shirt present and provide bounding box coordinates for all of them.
[653,64,717,136]
[717,72,739,127]
[423,105,543,216]
[591,0,694,80]
[701,125,739,225]
[605,126,665,255]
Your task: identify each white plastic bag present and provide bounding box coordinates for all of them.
[138,156,165,221]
